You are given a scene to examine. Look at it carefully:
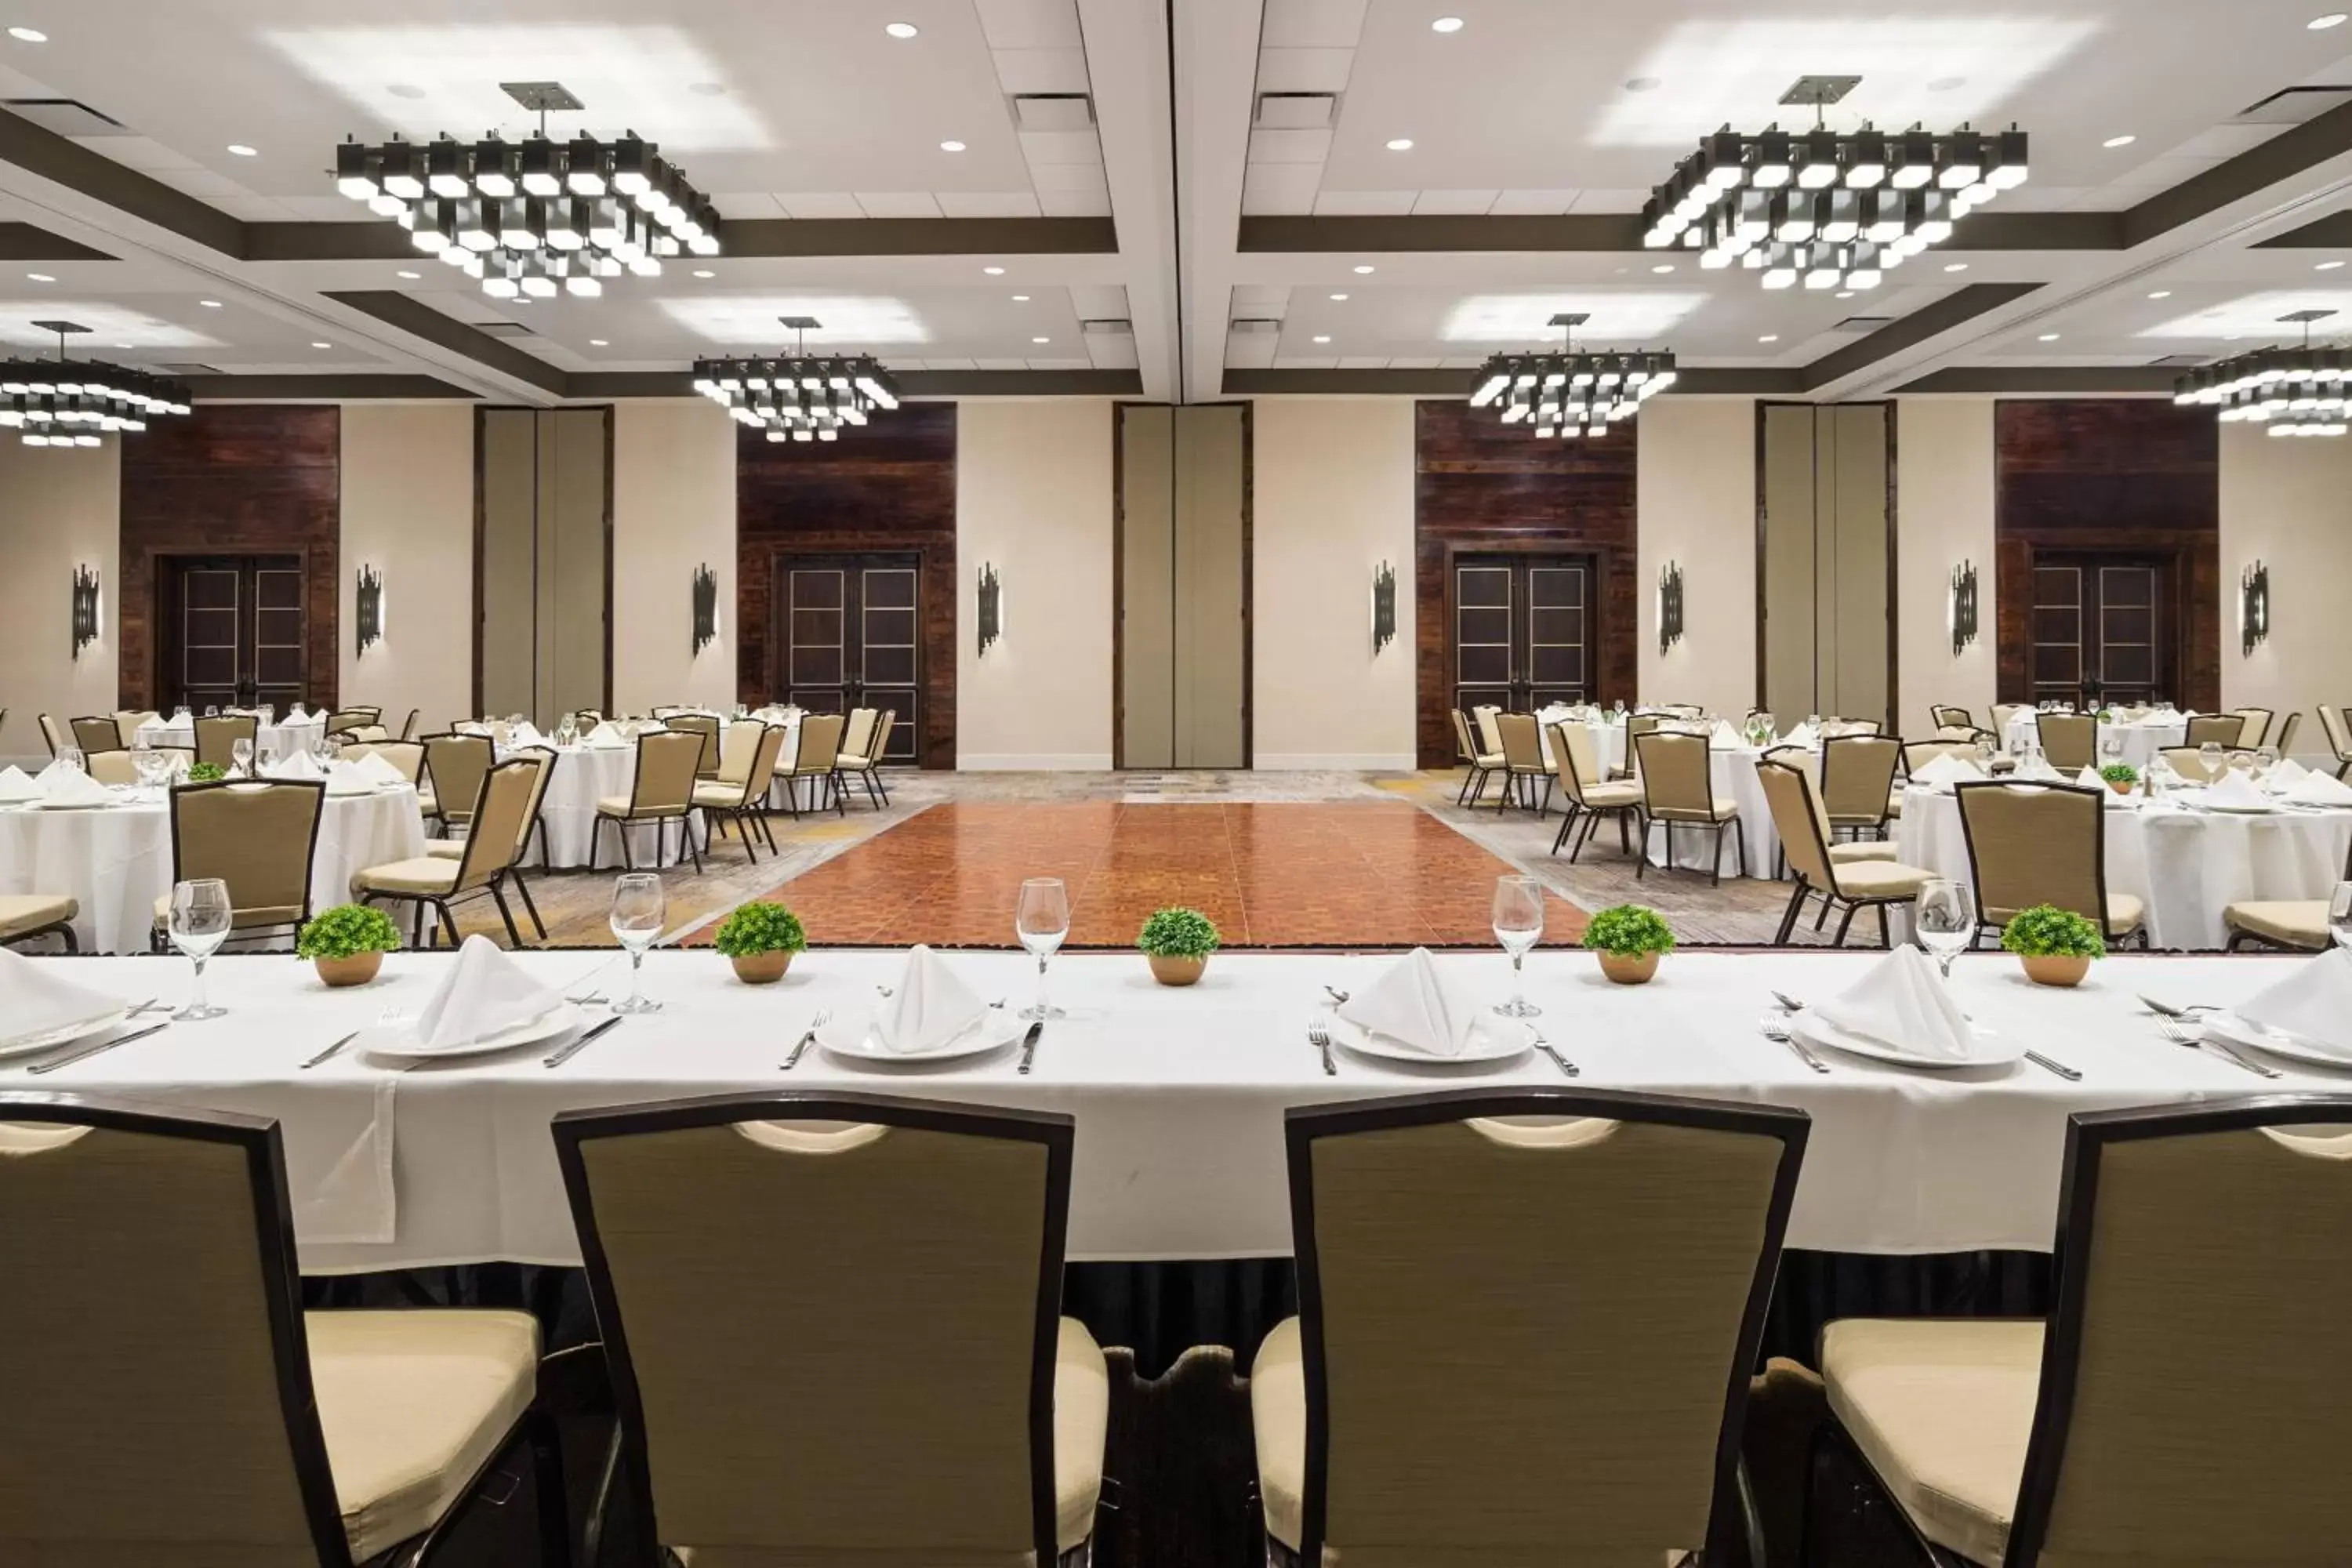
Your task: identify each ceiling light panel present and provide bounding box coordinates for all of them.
[658,294,928,345]
[1441,292,1709,343]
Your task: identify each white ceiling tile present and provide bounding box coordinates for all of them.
[1490,189,1582,215]
[1024,357,1090,369]
[1386,356,1443,368]
[1243,162,1323,215]
[1255,47,1356,94]
[774,192,867,220]
[1410,188,1501,214]
[1037,190,1112,216]
[1229,284,1292,315]
[1336,355,1390,369]
[973,0,1082,50]
[936,190,1043,217]
[1018,129,1103,166]
[79,136,201,172]
[1069,284,1132,318]
[1029,161,1107,195]
[154,169,258,198]
[711,191,787,218]
[992,46,1092,95]
[1225,327,1278,368]
[2171,123,2288,159]
[924,357,978,370]
[1269,355,1341,369]
[1247,127,1334,164]
[1261,0,1370,50]
[854,191,946,218]
[1312,189,1417,215]
[1086,333,1138,368]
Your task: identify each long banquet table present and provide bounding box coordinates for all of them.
[13,946,2336,1275]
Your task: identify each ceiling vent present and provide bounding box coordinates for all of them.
[2,97,129,136]
[1080,318,1133,335]
[1255,93,1338,129]
[1834,314,1896,332]
[1012,93,1094,132]
[2234,85,2352,125]
[473,321,537,338]
[1228,318,1283,335]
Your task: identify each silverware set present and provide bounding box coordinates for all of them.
[544,1016,622,1069]
[1306,1018,1336,1076]
[2151,1014,2280,1078]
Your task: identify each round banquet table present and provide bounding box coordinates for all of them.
[515,744,699,869]
[1647,743,1784,879]
[2001,712,2187,770]
[139,715,329,758]
[1896,784,2352,950]
[1533,712,1627,779]
[0,782,426,953]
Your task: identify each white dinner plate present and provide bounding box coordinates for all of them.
[0,1006,132,1062]
[358,1001,585,1063]
[33,797,114,810]
[1788,1011,2024,1070]
[2202,1013,2352,1073]
[1328,1011,1534,1067]
[818,1007,1026,1065]
[2201,801,2274,815]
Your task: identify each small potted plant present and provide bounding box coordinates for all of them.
[712,901,807,985]
[2098,761,2138,797]
[296,903,401,988]
[186,760,226,782]
[2001,904,2104,988]
[1581,904,1675,985]
[1138,906,1219,986]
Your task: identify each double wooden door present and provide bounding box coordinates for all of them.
[2029,553,2173,707]
[158,554,307,713]
[1451,553,1596,715]
[774,552,922,764]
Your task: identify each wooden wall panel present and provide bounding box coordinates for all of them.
[736,404,958,768]
[118,405,341,711]
[1993,400,2219,710]
[1413,399,1639,767]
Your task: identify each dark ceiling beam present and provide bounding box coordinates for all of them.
[323,290,567,397]
[1891,365,2184,394]
[0,107,243,255]
[2255,208,2352,247]
[189,373,478,401]
[0,220,114,260]
[1236,211,2122,254]
[2124,98,2352,248]
[1799,283,2042,390]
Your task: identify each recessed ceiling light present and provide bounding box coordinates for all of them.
[1353,264,1374,274]
[1944,262,1969,272]
[1624,76,1661,92]
[114,342,130,349]
[2038,332,2060,342]
[590,338,608,347]
[886,20,919,37]
[310,341,331,350]
[24,272,51,282]
[6,25,45,42]
[2147,290,2172,299]
[1758,334,1779,343]
[1835,289,1856,299]
[199,299,222,308]
[2310,11,2347,27]
[1431,16,1464,32]
[693,268,715,278]
[2318,260,2347,270]
[227,143,257,157]
[1312,335,1331,343]
[1385,138,1414,151]
[1651,263,1675,274]
[939,140,966,153]
[397,269,421,279]
[1011,293,1030,301]
[984,265,1005,275]
[2103,134,2136,149]
[1032,336,1050,344]
[1329,292,1348,300]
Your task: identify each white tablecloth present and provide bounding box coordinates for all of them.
[0,786,426,953]
[2002,713,2187,770]
[1534,713,1627,779]
[1646,746,1785,878]
[520,746,695,868]
[16,948,2332,1273]
[1896,786,2352,949]
[140,716,329,759]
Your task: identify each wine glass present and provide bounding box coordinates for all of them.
[1491,875,1545,1018]
[56,746,84,775]
[205,704,220,718]
[231,737,255,778]
[2331,883,2352,949]
[258,703,274,726]
[1914,879,1976,982]
[169,878,232,1020]
[2198,742,2223,782]
[2100,733,2124,764]
[132,747,165,793]
[608,873,666,1014]
[2256,744,2281,775]
[1015,877,1071,1020]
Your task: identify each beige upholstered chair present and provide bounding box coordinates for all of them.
[839,706,878,766]
[424,745,556,940]
[1820,734,1900,842]
[344,739,426,784]
[354,754,544,947]
[1900,739,1977,775]
[1955,781,2144,946]
[194,713,258,771]
[1545,720,1642,861]
[691,721,790,863]
[1758,760,1934,947]
[1254,1087,1807,1568]
[0,1094,563,1566]
[1450,710,1501,806]
[37,712,65,757]
[2034,713,2095,772]
[321,708,379,737]
[87,750,136,785]
[1929,704,1975,730]
[153,779,326,950]
[835,709,898,808]
[1990,702,2024,741]
[713,719,762,785]
[552,1092,1108,1568]
[1492,713,1549,814]
[2321,703,2352,779]
[2273,710,2302,759]
[1471,704,1504,757]
[112,710,161,748]
[1768,746,1896,870]
[2223,901,2331,951]
[2183,713,2242,749]
[782,712,848,819]
[0,893,78,952]
[664,713,723,779]
[422,731,493,833]
[594,730,705,872]
[1815,1098,2352,1568]
[2156,746,2232,783]
[1634,730,1746,884]
[2232,706,2276,748]
[69,715,122,755]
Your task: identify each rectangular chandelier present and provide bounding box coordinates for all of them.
[1468,349,1675,437]
[1645,125,2026,292]
[2174,311,2349,438]
[692,353,902,442]
[0,323,191,447]
[335,132,720,300]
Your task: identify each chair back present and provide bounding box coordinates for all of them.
[2232,706,2275,748]
[1625,713,1664,746]
[1635,730,1714,818]
[322,709,377,737]
[742,723,790,803]
[344,739,425,782]
[2007,1099,2352,1568]
[69,716,122,754]
[1450,710,1481,764]
[1930,704,1974,730]
[1757,758,1838,891]
[88,751,136,785]
[2036,713,2096,771]
[169,779,326,931]
[0,1097,354,1566]
[625,731,702,816]
[422,733,494,824]
[714,721,761,784]
[194,714,259,770]
[2183,713,2242,749]
[397,707,420,742]
[1470,706,1503,755]
[113,711,161,748]
[664,713,722,779]
[868,710,898,765]
[1494,713,1542,772]
[840,707,878,760]
[2157,746,2227,783]
[554,1092,1076,1565]
[793,713,847,774]
[455,757,543,893]
[1955,781,2110,932]
[2274,710,2301,757]
[2321,703,2351,763]
[1901,739,1973,775]
[38,713,64,757]
[1283,1087,1806,1565]
[1991,703,2024,738]
[1549,722,1604,807]
[1819,734,1900,826]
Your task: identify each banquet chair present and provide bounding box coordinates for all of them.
[112,710,160,747]
[782,712,848,819]
[69,714,123,754]
[2183,713,2242,749]
[1253,1087,1808,1568]
[1450,710,1501,805]
[2222,900,2332,951]
[2231,706,2275,748]
[394,707,418,741]
[422,731,493,834]
[1990,703,2024,741]
[1623,712,1665,778]
[0,893,78,952]
[1759,760,1934,947]
[1820,734,1901,843]
[426,744,557,940]
[593,730,705,873]
[1955,782,2145,947]
[835,708,897,808]
[346,739,426,784]
[664,713,723,780]
[691,721,789,863]
[1930,704,1975,731]
[551,1092,1108,1568]
[194,713,258,771]
[2155,746,2234,783]
[1809,1097,2352,1568]
[88,750,136,785]
[1471,704,1504,759]
[1546,719,1643,860]
[1659,703,1706,720]
[2034,713,2094,773]
[323,708,379,738]
[354,755,543,948]
[2320,703,2352,778]
[1493,713,1550,815]
[1900,739,1976,776]
[0,1094,568,1568]
[152,777,326,952]
[839,706,878,770]
[1635,730,1747,885]
[2272,710,2302,758]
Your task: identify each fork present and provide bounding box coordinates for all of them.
[1758,1017,1833,1074]
[781,1009,831,1071]
[301,1007,402,1070]
[1307,1018,1336,1076]
[2156,1015,2281,1078]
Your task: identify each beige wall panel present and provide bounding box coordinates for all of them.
[337,402,474,738]
[0,439,120,768]
[2220,421,2352,759]
[1174,405,1247,768]
[611,399,736,720]
[1894,399,1998,735]
[477,410,538,722]
[1120,405,1174,768]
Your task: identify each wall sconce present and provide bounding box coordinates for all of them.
[691,563,719,657]
[1370,560,1397,656]
[355,564,385,657]
[1947,561,1979,657]
[1657,561,1685,655]
[977,561,1004,657]
[69,564,100,659]
[2241,561,2270,657]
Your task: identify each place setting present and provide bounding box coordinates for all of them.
[803,943,1029,1072]
[0,946,169,1075]
[2147,892,2352,1076]
[337,935,608,1070]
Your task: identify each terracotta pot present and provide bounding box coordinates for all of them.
[313,951,383,989]
[731,950,795,985]
[2020,953,2092,989]
[2107,779,2134,797]
[1597,950,1661,985]
[1148,953,1208,987]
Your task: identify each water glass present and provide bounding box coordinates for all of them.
[56,746,84,775]
[2256,745,2281,774]
[169,878,233,1020]
[1914,879,1976,981]
[1015,877,1071,1020]
[608,873,666,1014]
[2328,882,2352,949]
[231,737,255,777]
[259,704,274,725]
[205,704,220,718]
[2198,742,2224,781]
[1490,875,1545,1018]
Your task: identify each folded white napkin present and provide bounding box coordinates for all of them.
[324,760,375,796]
[264,750,325,782]
[875,944,986,1054]
[136,716,168,734]
[1911,752,1984,789]
[2203,771,2269,810]
[2013,753,2062,782]
[2074,765,2107,791]
[584,722,630,749]
[510,721,545,747]
[2232,950,2352,1058]
[1808,945,1975,1062]
[0,764,36,803]
[2267,757,2310,789]
[1338,946,1485,1058]
[38,764,111,807]
[1781,721,1817,748]
[408,935,561,1051]
[351,750,406,786]
[2285,771,2352,806]
[0,946,122,1041]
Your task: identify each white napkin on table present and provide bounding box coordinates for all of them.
[1702,720,1740,750]
[1806,946,1976,1062]
[2285,771,2352,807]
[510,721,545,747]
[324,760,376,796]
[37,764,111,808]
[136,716,169,735]
[351,750,406,786]
[1781,722,1818,748]
[873,945,986,1054]
[2072,765,2103,790]
[264,750,325,782]
[1911,752,1984,789]
[1338,946,1484,1058]
[2266,757,2310,790]
[584,722,630,749]
[2230,950,2352,1058]
[2203,771,2269,810]
[406,935,562,1051]
[0,764,37,803]
[0,945,122,1041]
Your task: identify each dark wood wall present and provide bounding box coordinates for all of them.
[736,404,958,768]
[1412,399,1639,767]
[118,405,341,711]
[1993,400,2220,710]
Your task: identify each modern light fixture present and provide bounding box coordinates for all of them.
[0,321,192,447]
[1468,312,1675,438]
[1657,562,1686,655]
[2174,309,2348,437]
[1385,138,1414,151]
[1370,561,1397,656]
[1646,81,2027,293]
[331,82,720,303]
[2102,134,2136,148]
[1949,561,1979,656]
[885,20,920,37]
[691,564,719,655]
[977,563,1004,656]
[71,564,100,657]
[692,315,901,442]
[2241,561,2270,656]
[355,564,385,656]
[1431,16,1463,31]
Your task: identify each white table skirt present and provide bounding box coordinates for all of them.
[140,717,328,758]
[520,746,695,869]
[1896,786,2352,950]
[0,786,426,953]
[1647,748,1782,879]
[15,948,2328,1273]
[2002,714,2187,770]
[1534,717,1627,779]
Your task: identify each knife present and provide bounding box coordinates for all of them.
[299,1029,362,1069]
[27,1020,169,1076]
[543,1016,622,1069]
[1016,1020,1044,1075]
